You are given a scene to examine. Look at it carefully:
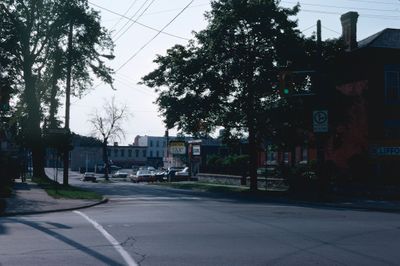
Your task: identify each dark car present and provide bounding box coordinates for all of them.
[153,170,167,182]
[165,167,185,181]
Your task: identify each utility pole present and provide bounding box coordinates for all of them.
[316,20,325,164]
[63,20,73,186]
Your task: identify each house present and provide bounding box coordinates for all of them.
[264,11,400,184]
[325,12,400,183]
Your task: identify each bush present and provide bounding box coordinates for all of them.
[205,154,249,176]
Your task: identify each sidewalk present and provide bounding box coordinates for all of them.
[1,179,107,216]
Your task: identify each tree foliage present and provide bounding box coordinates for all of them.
[142,0,307,190]
[0,0,114,178]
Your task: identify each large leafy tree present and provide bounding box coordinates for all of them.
[142,0,306,190]
[0,0,114,179]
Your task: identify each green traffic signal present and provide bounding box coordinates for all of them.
[283,88,290,95]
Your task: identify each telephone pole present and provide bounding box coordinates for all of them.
[63,20,73,186]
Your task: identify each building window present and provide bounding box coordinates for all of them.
[114,149,118,157]
[156,151,159,157]
[385,65,400,103]
[135,150,139,157]
[283,152,289,164]
[156,141,159,147]
[301,148,308,162]
[150,151,153,157]
[121,149,125,157]
[107,149,111,156]
[142,150,146,157]
[128,149,132,157]
[268,151,276,161]
[150,140,153,147]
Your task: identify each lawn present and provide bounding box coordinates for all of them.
[154,181,251,194]
[35,178,102,200]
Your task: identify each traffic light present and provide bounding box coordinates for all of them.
[279,71,293,96]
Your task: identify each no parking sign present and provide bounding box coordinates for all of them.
[313,110,328,133]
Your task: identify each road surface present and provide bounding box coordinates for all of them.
[1,170,400,265]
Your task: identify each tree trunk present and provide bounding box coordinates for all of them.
[102,140,109,180]
[23,61,46,179]
[248,124,258,191]
[49,50,62,128]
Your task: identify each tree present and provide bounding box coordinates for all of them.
[89,97,129,180]
[0,0,114,179]
[142,0,306,191]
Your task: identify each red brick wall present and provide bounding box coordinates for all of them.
[325,80,369,169]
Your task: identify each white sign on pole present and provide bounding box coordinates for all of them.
[192,145,201,156]
[313,110,328,133]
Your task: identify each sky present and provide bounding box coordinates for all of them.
[68,0,400,145]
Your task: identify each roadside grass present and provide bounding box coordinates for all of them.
[34,177,102,200]
[153,181,252,194]
[0,185,12,198]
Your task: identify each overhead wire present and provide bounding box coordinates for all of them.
[113,0,158,42]
[88,1,190,41]
[282,0,400,13]
[109,0,139,31]
[112,0,151,38]
[143,3,209,16]
[330,0,400,5]
[300,9,400,20]
[116,0,194,72]
[321,25,341,35]
[300,24,315,33]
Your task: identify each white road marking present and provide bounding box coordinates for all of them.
[74,210,138,266]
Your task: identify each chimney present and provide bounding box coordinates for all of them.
[113,142,118,146]
[340,11,359,51]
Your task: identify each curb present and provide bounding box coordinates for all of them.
[0,197,109,217]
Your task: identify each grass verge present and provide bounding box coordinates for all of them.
[35,178,102,200]
[153,181,250,194]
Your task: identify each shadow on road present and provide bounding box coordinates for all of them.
[1,217,124,266]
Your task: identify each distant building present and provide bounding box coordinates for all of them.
[134,135,169,168]
[107,143,147,168]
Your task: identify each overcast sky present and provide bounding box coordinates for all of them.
[68,0,400,145]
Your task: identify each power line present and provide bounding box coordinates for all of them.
[330,0,400,5]
[109,0,139,31]
[300,24,315,33]
[282,0,400,13]
[321,25,341,35]
[113,0,156,42]
[88,1,190,41]
[143,3,209,16]
[116,0,194,72]
[300,9,400,20]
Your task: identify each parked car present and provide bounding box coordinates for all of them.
[82,172,96,182]
[175,167,190,177]
[166,166,184,176]
[153,170,167,182]
[130,170,155,183]
[112,170,130,178]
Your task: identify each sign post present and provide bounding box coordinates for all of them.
[313,110,328,133]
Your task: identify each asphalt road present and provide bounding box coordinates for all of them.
[1,170,400,265]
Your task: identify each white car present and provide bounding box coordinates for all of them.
[175,167,190,177]
[112,170,130,178]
